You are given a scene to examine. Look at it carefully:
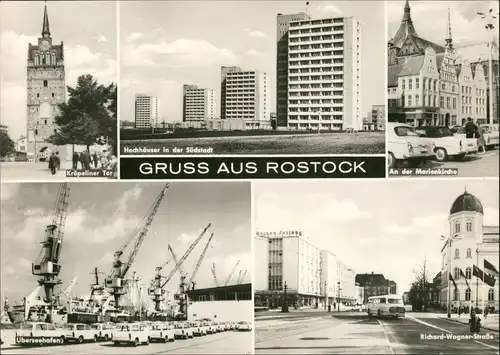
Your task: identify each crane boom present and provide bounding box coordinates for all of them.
[122,184,169,277]
[211,263,218,287]
[161,223,211,288]
[225,260,240,286]
[238,270,248,284]
[168,245,185,277]
[189,233,214,287]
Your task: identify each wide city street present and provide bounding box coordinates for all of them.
[0,329,251,354]
[0,161,116,181]
[255,310,499,354]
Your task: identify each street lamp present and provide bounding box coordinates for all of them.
[477,9,498,125]
[337,281,341,311]
[324,281,327,310]
[441,234,463,318]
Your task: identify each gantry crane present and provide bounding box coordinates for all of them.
[237,270,248,284]
[32,183,70,323]
[224,260,240,286]
[189,233,214,290]
[149,223,211,312]
[105,184,169,309]
[211,263,219,287]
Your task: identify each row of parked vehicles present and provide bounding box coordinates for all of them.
[12,319,252,347]
[388,122,499,168]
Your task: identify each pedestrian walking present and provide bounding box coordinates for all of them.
[81,150,91,170]
[55,152,61,171]
[93,152,98,168]
[48,153,57,175]
[464,117,476,139]
[72,151,78,169]
[476,124,486,152]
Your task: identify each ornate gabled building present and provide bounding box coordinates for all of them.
[437,190,499,311]
[387,1,499,125]
[26,4,66,161]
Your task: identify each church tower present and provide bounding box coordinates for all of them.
[444,7,454,53]
[26,3,66,161]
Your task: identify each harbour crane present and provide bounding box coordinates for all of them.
[188,233,214,290]
[224,260,240,286]
[211,263,219,287]
[149,223,211,312]
[32,183,70,323]
[237,270,248,284]
[105,184,169,309]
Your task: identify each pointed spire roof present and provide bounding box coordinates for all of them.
[42,3,50,38]
[390,0,418,47]
[445,7,453,50]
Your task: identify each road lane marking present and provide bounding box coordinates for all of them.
[407,316,499,350]
[376,320,396,355]
[256,317,324,329]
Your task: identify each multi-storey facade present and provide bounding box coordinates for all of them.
[276,12,310,129]
[220,66,268,123]
[285,16,362,131]
[26,5,66,161]
[355,273,398,304]
[438,190,499,311]
[182,85,216,122]
[456,60,487,125]
[255,231,356,309]
[371,104,386,131]
[16,136,28,153]
[134,94,160,129]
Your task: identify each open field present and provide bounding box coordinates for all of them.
[121,132,385,155]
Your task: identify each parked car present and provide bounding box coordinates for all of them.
[415,125,477,161]
[480,124,500,149]
[63,323,99,343]
[387,122,435,168]
[113,323,150,346]
[90,323,113,341]
[191,321,208,336]
[148,323,175,343]
[236,321,252,331]
[214,321,224,333]
[174,322,193,339]
[205,321,217,334]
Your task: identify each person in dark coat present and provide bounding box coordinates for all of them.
[93,152,99,169]
[72,151,79,169]
[48,153,57,175]
[81,150,91,170]
[55,152,61,171]
[464,117,476,139]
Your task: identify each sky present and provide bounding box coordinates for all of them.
[0,182,251,310]
[119,1,386,123]
[254,179,499,295]
[0,1,118,141]
[387,0,500,47]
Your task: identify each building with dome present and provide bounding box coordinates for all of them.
[437,189,499,311]
[387,0,499,125]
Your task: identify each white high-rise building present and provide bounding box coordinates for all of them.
[220,66,268,121]
[135,94,160,129]
[285,16,362,131]
[182,85,216,121]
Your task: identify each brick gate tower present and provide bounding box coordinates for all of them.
[26,3,66,161]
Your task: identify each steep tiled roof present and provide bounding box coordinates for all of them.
[388,64,404,87]
[355,273,386,287]
[456,42,500,63]
[413,36,445,54]
[399,55,425,76]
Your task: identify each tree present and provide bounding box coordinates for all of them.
[47,74,117,153]
[409,259,434,312]
[0,131,15,158]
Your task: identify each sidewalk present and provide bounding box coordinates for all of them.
[438,313,499,332]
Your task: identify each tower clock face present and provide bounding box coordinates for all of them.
[40,40,50,51]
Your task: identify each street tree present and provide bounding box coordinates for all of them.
[47,74,116,152]
[409,259,434,312]
[0,131,15,158]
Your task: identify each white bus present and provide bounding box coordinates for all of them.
[367,295,406,319]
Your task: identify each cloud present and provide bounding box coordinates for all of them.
[244,49,266,57]
[1,183,20,202]
[122,38,236,68]
[0,30,117,140]
[316,3,343,17]
[96,35,108,43]
[484,207,500,225]
[125,32,144,43]
[385,213,449,236]
[244,29,267,38]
